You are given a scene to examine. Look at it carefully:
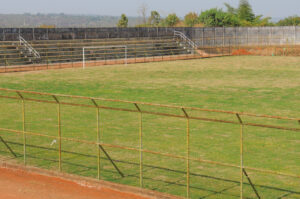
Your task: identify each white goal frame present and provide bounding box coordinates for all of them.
[82,45,128,69]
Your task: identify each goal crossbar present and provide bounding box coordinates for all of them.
[82,45,128,69]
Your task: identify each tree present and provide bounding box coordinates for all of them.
[253,16,274,26]
[138,3,148,25]
[148,11,161,26]
[117,14,128,27]
[277,16,300,26]
[199,8,240,27]
[224,3,237,15]
[238,0,255,22]
[224,0,272,26]
[184,12,199,27]
[165,13,180,27]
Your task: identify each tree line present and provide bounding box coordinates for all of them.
[118,0,300,27]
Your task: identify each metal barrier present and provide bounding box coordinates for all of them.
[0,88,299,198]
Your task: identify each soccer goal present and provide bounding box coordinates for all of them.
[82,45,128,69]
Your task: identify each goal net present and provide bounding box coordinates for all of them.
[82,45,127,69]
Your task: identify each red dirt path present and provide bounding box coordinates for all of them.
[0,54,226,73]
[0,167,149,199]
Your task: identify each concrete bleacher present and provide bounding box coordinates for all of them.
[0,37,192,67]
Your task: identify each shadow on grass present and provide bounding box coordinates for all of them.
[1,141,299,199]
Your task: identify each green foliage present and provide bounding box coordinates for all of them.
[148,11,161,26]
[277,16,300,26]
[238,0,255,22]
[223,0,273,27]
[199,8,240,27]
[164,13,180,27]
[253,16,274,26]
[184,12,199,27]
[117,14,128,28]
[135,23,149,27]
[224,3,237,15]
[135,23,150,28]
[158,19,167,27]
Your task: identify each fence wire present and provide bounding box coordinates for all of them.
[0,88,299,198]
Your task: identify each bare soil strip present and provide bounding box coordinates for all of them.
[0,54,225,73]
[0,161,180,199]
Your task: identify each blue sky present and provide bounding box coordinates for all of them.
[0,0,299,19]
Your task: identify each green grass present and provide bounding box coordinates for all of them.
[0,56,299,198]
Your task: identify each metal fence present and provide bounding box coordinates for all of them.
[0,88,299,198]
[1,27,300,45]
[1,26,300,73]
[192,26,300,47]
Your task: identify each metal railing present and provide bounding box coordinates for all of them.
[18,36,41,59]
[0,88,299,198]
[174,31,198,50]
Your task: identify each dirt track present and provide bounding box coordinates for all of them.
[0,54,225,73]
[0,167,149,199]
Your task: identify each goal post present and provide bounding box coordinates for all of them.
[82,45,128,69]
